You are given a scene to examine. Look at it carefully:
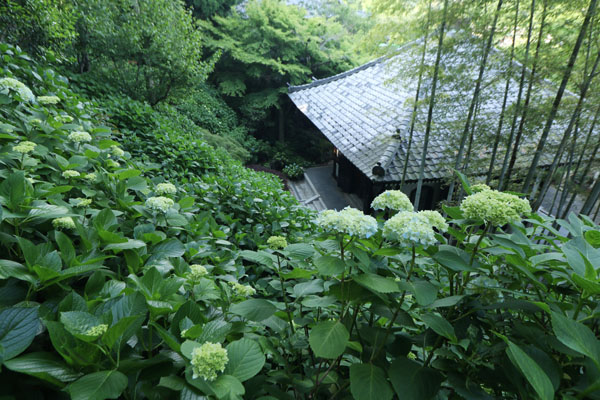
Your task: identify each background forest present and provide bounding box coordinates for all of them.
[1,0,600,399]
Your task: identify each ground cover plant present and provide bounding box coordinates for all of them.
[2,43,600,400]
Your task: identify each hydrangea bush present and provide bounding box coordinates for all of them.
[2,43,600,400]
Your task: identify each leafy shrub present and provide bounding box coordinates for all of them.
[283,163,304,180]
[72,0,217,105]
[3,43,600,400]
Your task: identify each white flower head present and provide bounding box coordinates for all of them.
[55,115,74,124]
[0,77,35,102]
[83,172,97,182]
[145,196,174,213]
[371,190,413,212]
[190,342,228,381]
[37,95,61,105]
[383,210,447,247]
[85,324,108,337]
[316,207,378,238]
[229,281,256,297]
[52,217,76,229]
[68,131,92,143]
[13,141,36,154]
[155,182,177,196]
[62,170,80,178]
[110,146,125,157]
[461,190,531,226]
[187,264,208,281]
[73,197,92,207]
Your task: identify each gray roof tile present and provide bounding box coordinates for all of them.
[289,38,576,182]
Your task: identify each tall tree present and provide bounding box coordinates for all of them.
[533,47,600,210]
[445,0,503,203]
[414,0,448,211]
[498,0,535,190]
[505,0,548,184]
[487,0,520,185]
[522,0,598,194]
[401,0,433,189]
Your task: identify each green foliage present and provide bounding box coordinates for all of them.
[0,0,76,55]
[200,0,355,126]
[184,0,239,20]
[73,0,216,105]
[3,42,600,400]
[283,163,304,180]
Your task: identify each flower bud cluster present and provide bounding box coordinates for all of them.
[85,324,108,337]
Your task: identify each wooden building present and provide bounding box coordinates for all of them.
[288,37,573,211]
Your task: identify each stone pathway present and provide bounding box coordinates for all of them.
[288,163,363,211]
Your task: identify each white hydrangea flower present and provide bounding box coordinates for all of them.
[190,342,228,381]
[155,182,177,196]
[0,77,35,102]
[55,115,74,124]
[83,173,97,182]
[13,141,36,154]
[52,217,76,229]
[68,131,92,143]
[62,170,80,178]
[187,264,208,281]
[229,281,256,297]
[383,210,447,247]
[267,235,288,250]
[37,95,60,105]
[470,183,491,193]
[461,190,531,226]
[315,207,378,238]
[110,145,125,157]
[73,197,92,207]
[371,190,413,212]
[145,196,174,212]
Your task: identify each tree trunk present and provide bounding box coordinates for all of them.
[498,0,536,190]
[506,0,548,184]
[446,0,503,203]
[487,0,520,185]
[556,128,578,218]
[533,48,600,210]
[401,0,433,189]
[522,0,599,194]
[414,0,448,211]
[581,175,600,216]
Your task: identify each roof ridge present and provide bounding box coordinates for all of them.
[288,57,386,93]
[288,40,421,94]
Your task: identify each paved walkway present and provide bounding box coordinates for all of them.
[288,163,362,211]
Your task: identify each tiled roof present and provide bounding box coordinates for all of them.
[288,37,573,183]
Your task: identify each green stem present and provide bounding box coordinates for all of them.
[460,224,489,294]
[277,254,295,334]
